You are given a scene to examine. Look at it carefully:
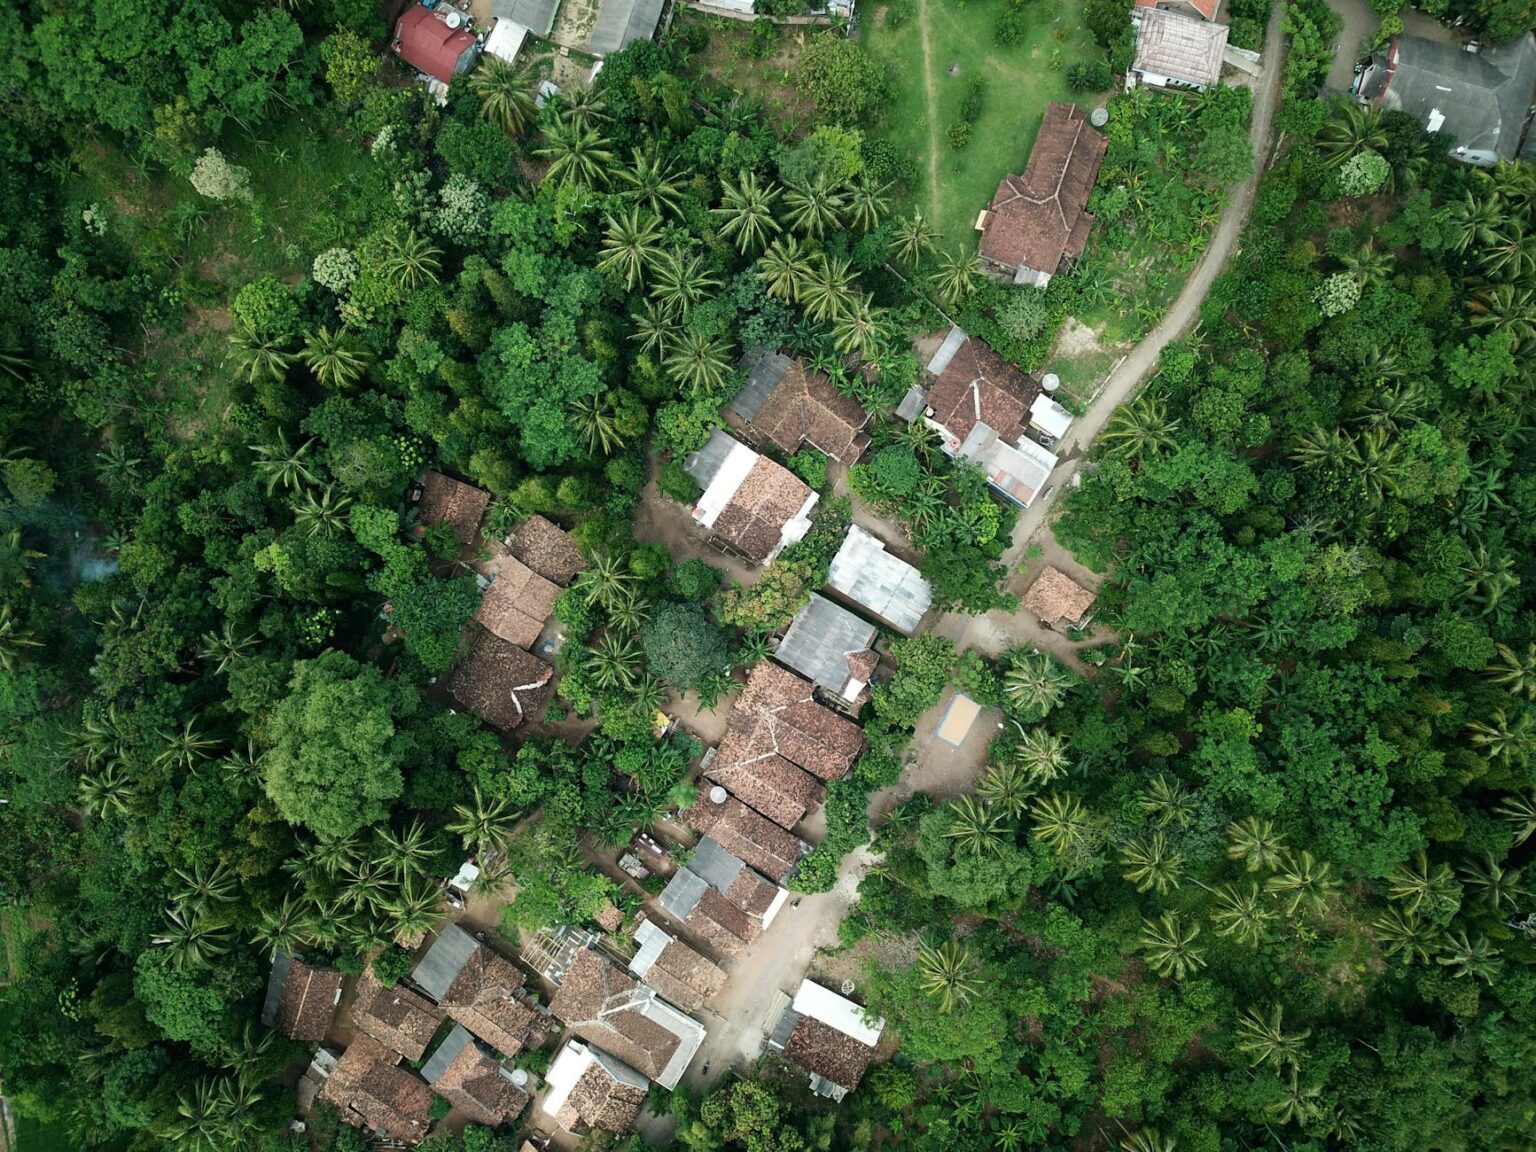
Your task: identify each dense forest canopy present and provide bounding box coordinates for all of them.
[2,0,1536,1150]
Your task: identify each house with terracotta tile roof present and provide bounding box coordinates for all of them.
[352,971,444,1062]
[768,980,885,1102]
[444,626,554,731]
[657,837,788,955]
[471,541,561,650]
[773,594,879,711]
[421,1025,531,1128]
[728,350,873,463]
[977,103,1107,288]
[412,471,490,548]
[1131,7,1230,92]
[318,1034,435,1144]
[542,1039,649,1134]
[411,924,555,1058]
[261,955,342,1042]
[683,430,818,564]
[626,919,728,1012]
[547,948,705,1090]
[506,514,587,585]
[1023,566,1097,630]
[686,784,810,882]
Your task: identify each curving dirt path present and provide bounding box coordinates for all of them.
[916,0,943,224]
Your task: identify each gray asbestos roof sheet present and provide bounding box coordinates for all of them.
[683,427,736,490]
[690,836,746,892]
[412,923,478,1002]
[492,0,561,36]
[586,0,663,55]
[773,595,878,693]
[422,1024,477,1085]
[827,526,931,634]
[658,868,708,920]
[728,348,792,423]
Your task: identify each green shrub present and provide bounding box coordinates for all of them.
[787,449,828,490]
[371,946,414,987]
[641,602,730,690]
[886,0,915,27]
[947,121,972,151]
[1067,58,1113,92]
[669,558,724,602]
[960,77,987,123]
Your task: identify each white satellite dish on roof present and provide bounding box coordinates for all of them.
[709,785,728,804]
[1042,373,1061,393]
[1091,107,1109,128]
[509,1069,530,1088]
[445,10,463,26]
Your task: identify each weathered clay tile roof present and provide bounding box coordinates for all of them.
[978,103,1107,278]
[319,1035,434,1145]
[507,514,587,586]
[353,972,444,1061]
[749,360,873,462]
[441,946,554,1058]
[713,457,816,564]
[646,939,727,1011]
[924,333,1040,446]
[785,1016,877,1093]
[685,790,806,883]
[554,1047,648,1133]
[1022,566,1097,626]
[706,750,825,830]
[548,949,685,1084]
[433,1039,530,1128]
[1132,8,1229,89]
[473,541,561,649]
[445,626,554,731]
[416,471,491,548]
[686,889,759,955]
[273,957,342,1041]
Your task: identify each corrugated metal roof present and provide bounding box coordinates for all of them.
[422,1023,478,1084]
[683,427,739,492]
[690,836,746,892]
[773,595,878,696]
[628,919,671,979]
[792,979,884,1045]
[925,326,968,377]
[827,525,931,635]
[658,868,709,920]
[728,348,793,423]
[260,953,293,1029]
[586,0,664,55]
[412,923,478,1002]
[491,0,561,36]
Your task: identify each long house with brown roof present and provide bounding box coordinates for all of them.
[444,624,554,731]
[657,836,789,955]
[471,541,562,650]
[413,471,491,549]
[547,947,706,1090]
[411,924,555,1058]
[683,429,818,565]
[318,1034,435,1145]
[769,979,886,1103]
[421,1024,531,1128]
[542,1039,650,1134]
[626,919,727,1012]
[352,971,444,1062]
[261,954,343,1042]
[728,350,873,463]
[977,102,1107,288]
[506,514,587,585]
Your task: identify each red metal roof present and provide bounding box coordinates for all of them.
[394,6,479,85]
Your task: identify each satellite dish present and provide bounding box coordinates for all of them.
[509,1069,530,1088]
[445,11,462,27]
[840,979,856,995]
[1090,107,1109,128]
[1042,373,1061,393]
[709,786,728,804]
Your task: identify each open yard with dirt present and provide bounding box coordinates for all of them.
[860,0,1107,252]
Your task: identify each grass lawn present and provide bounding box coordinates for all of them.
[861,0,1106,252]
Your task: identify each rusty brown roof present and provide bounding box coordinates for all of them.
[643,938,727,1012]
[445,626,554,731]
[685,791,805,883]
[785,1016,877,1092]
[925,334,1040,445]
[441,946,553,1058]
[319,1034,434,1145]
[417,471,491,548]
[473,541,561,649]
[558,1055,648,1133]
[547,949,680,1082]
[706,750,826,830]
[716,662,865,787]
[507,514,587,586]
[978,103,1107,277]
[1022,565,1097,625]
[712,456,815,564]
[433,1039,530,1128]
[749,360,873,462]
[685,888,760,955]
[275,957,342,1041]
[353,972,444,1061]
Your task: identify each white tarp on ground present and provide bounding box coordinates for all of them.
[792,979,884,1046]
[484,18,529,62]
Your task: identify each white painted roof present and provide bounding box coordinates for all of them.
[1029,394,1074,439]
[484,18,528,62]
[691,434,759,531]
[449,860,480,891]
[628,919,671,979]
[541,1041,594,1121]
[792,979,884,1046]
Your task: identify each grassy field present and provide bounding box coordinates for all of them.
[861,0,1106,252]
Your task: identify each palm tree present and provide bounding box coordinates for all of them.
[156,719,218,773]
[1478,218,1536,281]
[846,176,891,232]
[1101,393,1179,462]
[800,254,857,323]
[598,206,666,291]
[373,819,435,883]
[619,145,685,217]
[977,762,1033,819]
[574,553,637,610]
[1437,929,1503,983]
[1467,708,1536,765]
[1225,815,1286,872]
[630,674,668,716]
[1496,792,1536,846]
[714,170,781,255]
[1266,1068,1323,1126]
[171,860,239,914]
[1291,425,1360,474]
[381,230,442,292]
[1119,831,1184,896]
[892,211,936,268]
[311,832,365,878]
[78,763,138,819]
[944,795,1010,858]
[1234,1004,1309,1071]
[1139,774,1196,829]
[830,296,886,361]
[587,633,644,691]
[538,120,615,190]
[470,56,537,136]
[783,174,847,238]
[226,329,293,384]
[165,1078,258,1152]
[1120,1130,1175,1152]
[1209,881,1275,946]
[571,394,624,456]
[1003,651,1072,715]
[1317,103,1387,167]
[387,876,448,941]
[1467,282,1536,351]
[0,604,42,673]
[1339,239,1393,287]
[1372,906,1438,963]
[153,907,234,970]
[556,88,609,129]
[1458,854,1526,913]
[1484,642,1536,700]
[250,894,316,958]
[95,442,144,489]
[665,330,734,395]
[651,251,722,313]
[448,785,522,857]
[630,299,678,357]
[757,234,813,302]
[249,431,317,495]
[1138,912,1205,980]
[1014,728,1071,785]
[1385,852,1461,917]
[1266,851,1340,917]
[290,484,353,537]
[1446,188,1503,254]
[299,326,370,389]
[606,588,651,634]
[915,940,981,1012]
[1029,792,1091,859]
[929,249,980,307]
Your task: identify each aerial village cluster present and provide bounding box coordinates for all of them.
[262,322,1103,1144]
